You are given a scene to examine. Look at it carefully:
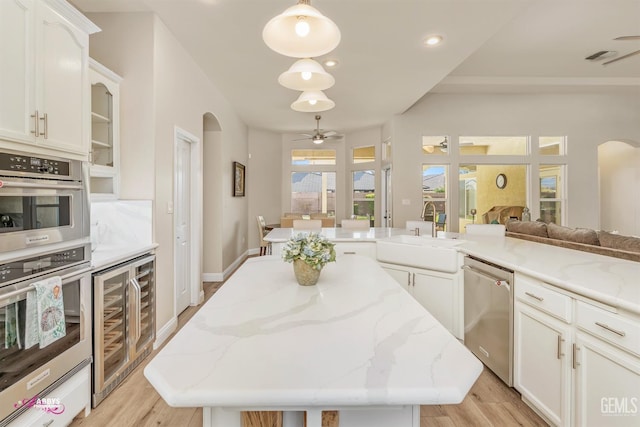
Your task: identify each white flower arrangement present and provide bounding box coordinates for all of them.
[281,232,336,270]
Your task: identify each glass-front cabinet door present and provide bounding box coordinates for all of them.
[93,269,129,390]
[89,59,122,199]
[131,257,155,357]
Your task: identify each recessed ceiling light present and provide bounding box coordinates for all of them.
[424,35,443,46]
[323,59,339,67]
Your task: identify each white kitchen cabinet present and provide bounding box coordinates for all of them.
[574,332,640,426]
[515,300,572,426]
[89,59,122,199]
[0,0,98,157]
[332,242,376,259]
[515,273,640,427]
[380,262,462,339]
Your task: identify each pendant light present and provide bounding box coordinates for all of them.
[263,0,341,58]
[278,58,335,91]
[291,90,335,112]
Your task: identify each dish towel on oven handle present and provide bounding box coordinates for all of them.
[4,302,20,349]
[24,276,66,349]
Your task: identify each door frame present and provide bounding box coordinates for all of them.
[173,126,203,318]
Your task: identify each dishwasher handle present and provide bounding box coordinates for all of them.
[463,264,511,291]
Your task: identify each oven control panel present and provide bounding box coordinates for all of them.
[0,152,71,177]
[0,246,85,285]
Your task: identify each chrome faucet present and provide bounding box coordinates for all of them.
[421,201,437,237]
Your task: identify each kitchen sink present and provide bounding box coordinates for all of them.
[376,235,463,272]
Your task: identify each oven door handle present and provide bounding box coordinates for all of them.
[130,278,142,342]
[0,180,82,190]
[0,267,91,302]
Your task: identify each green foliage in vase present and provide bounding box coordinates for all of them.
[281,232,336,270]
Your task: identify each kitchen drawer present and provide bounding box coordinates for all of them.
[333,242,376,259]
[515,274,572,323]
[9,364,91,426]
[576,301,640,357]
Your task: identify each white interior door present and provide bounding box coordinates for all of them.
[175,138,191,315]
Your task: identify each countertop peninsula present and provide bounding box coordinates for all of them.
[144,255,482,427]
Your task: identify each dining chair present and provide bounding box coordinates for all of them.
[293,219,322,230]
[256,215,272,255]
[341,219,370,229]
[435,213,447,231]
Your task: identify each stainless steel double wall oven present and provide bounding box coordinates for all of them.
[0,149,91,425]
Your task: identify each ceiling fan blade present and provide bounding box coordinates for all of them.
[603,49,640,65]
[324,134,343,140]
[297,133,314,137]
[323,130,338,137]
[614,36,640,41]
[292,137,312,141]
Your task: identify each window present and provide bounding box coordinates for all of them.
[459,164,527,228]
[539,165,564,224]
[352,170,375,224]
[539,136,566,156]
[353,146,375,164]
[422,165,447,224]
[422,136,448,155]
[459,136,528,155]
[290,172,336,215]
[291,149,336,165]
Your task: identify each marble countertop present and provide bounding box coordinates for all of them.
[456,235,640,315]
[144,255,482,408]
[91,243,158,270]
[264,227,413,243]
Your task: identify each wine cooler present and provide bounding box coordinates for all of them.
[92,253,155,407]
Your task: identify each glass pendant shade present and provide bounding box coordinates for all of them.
[278,59,335,91]
[263,1,341,58]
[291,90,335,112]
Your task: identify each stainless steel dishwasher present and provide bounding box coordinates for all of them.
[463,255,514,386]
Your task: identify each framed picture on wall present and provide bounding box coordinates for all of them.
[233,161,245,197]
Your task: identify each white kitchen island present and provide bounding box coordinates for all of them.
[144,255,482,427]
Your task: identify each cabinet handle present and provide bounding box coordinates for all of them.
[595,322,626,337]
[524,291,544,302]
[40,113,48,139]
[557,335,564,359]
[412,272,415,287]
[343,251,356,255]
[30,110,40,135]
[572,343,579,369]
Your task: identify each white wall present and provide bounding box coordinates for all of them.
[599,140,640,236]
[392,92,640,230]
[247,129,282,252]
[87,12,249,334]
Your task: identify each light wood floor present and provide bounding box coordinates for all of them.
[72,278,548,427]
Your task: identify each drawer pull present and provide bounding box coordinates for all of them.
[525,291,544,302]
[343,251,357,255]
[595,322,626,337]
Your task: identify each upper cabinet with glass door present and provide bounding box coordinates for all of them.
[89,59,122,199]
[0,0,99,158]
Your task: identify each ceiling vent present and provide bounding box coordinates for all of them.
[585,50,617,61]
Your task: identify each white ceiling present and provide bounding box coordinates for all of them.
[72,0,640,135]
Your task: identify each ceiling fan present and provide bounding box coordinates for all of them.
[423,137,473,153]
[293,115,343,144]
[602,36,640,65]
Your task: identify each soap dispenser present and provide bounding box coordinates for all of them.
[522,207,531,222]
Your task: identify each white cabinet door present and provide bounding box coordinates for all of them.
[35,0,89,154]
[381,265,411,292]
[413,270,455,334]
[0,0,35,144]
[514,302,572,427]
[574,332,640,426]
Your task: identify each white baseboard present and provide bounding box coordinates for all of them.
[153,317,178,350]
[201,250,249,282]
